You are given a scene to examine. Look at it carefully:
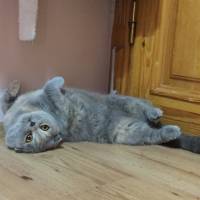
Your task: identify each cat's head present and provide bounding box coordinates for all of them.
[5,110,63,153]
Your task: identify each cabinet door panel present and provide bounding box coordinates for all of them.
[172,0,200,80]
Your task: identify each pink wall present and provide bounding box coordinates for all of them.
[0,0,114,92]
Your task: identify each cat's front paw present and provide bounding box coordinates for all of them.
[7,80,21,98]
[161,125,181,142]
[146,108,163,123]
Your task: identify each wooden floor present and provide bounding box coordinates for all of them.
[0,130,200,199]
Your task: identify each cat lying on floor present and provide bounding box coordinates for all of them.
[1,77,200,153]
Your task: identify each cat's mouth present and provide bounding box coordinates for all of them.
[46,134,64,150]
[54,134,63,144]
[14,147,24,153]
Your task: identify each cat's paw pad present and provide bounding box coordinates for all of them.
[161,125,181,142]
[146,108,163,123]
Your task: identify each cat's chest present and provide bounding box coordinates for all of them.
[67,100,108,137]
[70,102,92,128]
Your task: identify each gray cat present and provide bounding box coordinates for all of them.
[2,77,183,153]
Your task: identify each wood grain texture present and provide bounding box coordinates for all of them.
[0,128,200,200]
[111,0,133,94]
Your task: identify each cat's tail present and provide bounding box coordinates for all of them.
[163,134,200,154]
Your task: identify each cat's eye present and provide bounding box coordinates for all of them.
[25,132,33,143]
[40,124,50,131]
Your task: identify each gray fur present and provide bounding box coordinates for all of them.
[2,77,181,153]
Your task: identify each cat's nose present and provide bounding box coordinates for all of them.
[30,121,36,127]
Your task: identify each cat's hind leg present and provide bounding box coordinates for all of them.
[109,117,181,145]
[144,107,163,124]
[108,95,163,124]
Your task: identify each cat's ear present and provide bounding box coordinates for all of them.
[43,76,64,89]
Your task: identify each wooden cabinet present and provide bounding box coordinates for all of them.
[113,0,200,135]
[111,0,134,93]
